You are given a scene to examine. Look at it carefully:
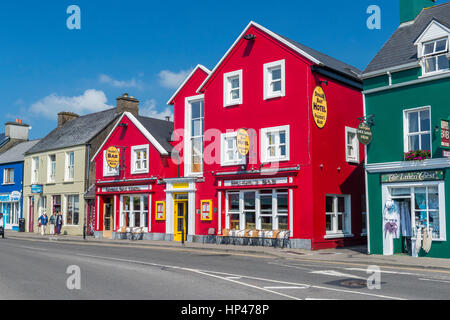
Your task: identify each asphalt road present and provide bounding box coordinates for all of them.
[1,237,450,300]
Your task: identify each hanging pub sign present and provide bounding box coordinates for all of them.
[381,170,444,184]
[312,86,327,129]
[106,146,120,168]
[236,128,250,156]
[441,119,449,149]
[357,122,373,145]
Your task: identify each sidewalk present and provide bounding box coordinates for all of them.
[4,231,450,272]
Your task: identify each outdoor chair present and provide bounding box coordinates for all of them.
[232,229,246,245]
[116,227,127,240]
[249,229,261,246]
[268,230,281,247]
[130,227,143,240]
[279,230,291,249]
[218,228,231,245]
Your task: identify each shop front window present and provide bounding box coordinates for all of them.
[244,192,256,229]
[121,195,148,229]
[325,195,351,236]
[66,195,79,225]
[227,193,240,230]
[52,195,61,215]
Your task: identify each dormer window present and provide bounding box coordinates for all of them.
[422,38,449,75]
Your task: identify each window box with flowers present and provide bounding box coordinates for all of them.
[404,150,431,161]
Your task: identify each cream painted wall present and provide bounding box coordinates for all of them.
[23,145,87,235]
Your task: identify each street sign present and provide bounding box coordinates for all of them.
[357,122,373,145]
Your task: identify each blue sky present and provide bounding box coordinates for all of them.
[0,0,447,140]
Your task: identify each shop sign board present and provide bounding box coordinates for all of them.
[106,146,120,168]
[357,122,373,145]
[236,129,250,156]
[31,185,43,194]
[101,185,150,193]
[443,150,450,158]
[10,191,21,201]
[312,86,327,129]
[441,119,449,149]
[381,170,444,184]
[224,177,288,187]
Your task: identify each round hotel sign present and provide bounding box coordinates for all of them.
[357,122,373,145]
[312,86,327,129]
[106,146,120,168]
[236,129,250,156]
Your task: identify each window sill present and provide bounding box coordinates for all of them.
[419,70,450,79]
[346,159,360,165]
[264,93,285,101]
[2,183,14,185]
[224,101,242,108]
[324,233,354,239]
[131,170,149,175]
[221,161,246,167]
[261,157,290,164]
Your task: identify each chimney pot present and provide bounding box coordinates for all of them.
[116,93,139,116]
[58,112,79,128]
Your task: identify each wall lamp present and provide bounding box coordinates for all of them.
[118,123,128,128]
[319,80,328,86]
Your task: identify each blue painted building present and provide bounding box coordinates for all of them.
[0,140,39,231]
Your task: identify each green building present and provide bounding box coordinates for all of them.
[363,0,450,258]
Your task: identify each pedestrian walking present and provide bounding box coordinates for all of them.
[55,212,63,235]
[37,212,48,236]
[49,213,56,235]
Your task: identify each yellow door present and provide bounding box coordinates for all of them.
[173,200,187,242]
[103,203,113,239]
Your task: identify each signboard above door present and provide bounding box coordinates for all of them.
[381,170,445,183]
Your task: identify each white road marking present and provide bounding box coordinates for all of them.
[419,278,450,284]
[77,253,405,300]
[310,270,365,279]
[345,268,420,276]
[263,286,308,290]
[19,246,48,252]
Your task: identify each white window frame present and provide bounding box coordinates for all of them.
[383,181,446,242]
[223,70,243,107]
[263,60,286,100]
[403,106,432,154]
[120,195,149,231]
[260,125,290,163]
[225,189,290,231]
[65,152,74,182]
[48,154,56,183]
[3,168,14,185]
[103,149,120,177]
[31,157,39,184]
[345,127,359,164]
[421,38,449,76]
[325,194,352,238]
[220,132,246,167]
[131,145,149,174]
[66,194,80,226]
[184,95,204,177]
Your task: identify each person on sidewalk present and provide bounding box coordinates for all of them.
[49,213,56,235]
[37,212,49,236]
[55,212,63,235]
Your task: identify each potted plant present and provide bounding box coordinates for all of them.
[404,150,431,161]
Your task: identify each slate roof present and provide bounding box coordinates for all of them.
[0,133,9,149]
[364,2,450,75]
[0,140,40,164]
[277,34,362,80]
[135,115,174,154]
[26,108,120,155]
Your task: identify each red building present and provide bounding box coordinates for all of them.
[94,21,366,250]
[168,22,366,249]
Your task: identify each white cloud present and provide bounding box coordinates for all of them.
[158,68,193,89]
[140,99,173,121]
[99,74,142,89]
[29,89,113,119]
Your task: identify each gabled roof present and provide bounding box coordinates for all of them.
[91,112,174,162]
[0,140,40,164]
[363,2,450,76]
[167,65,211,105]
[197,21,362,93]
[26,108,120,155]
[0,133,9,149]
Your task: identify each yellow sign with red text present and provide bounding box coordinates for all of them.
[106,146,120,168]
[312,86,328,129]
[237,129,250,156]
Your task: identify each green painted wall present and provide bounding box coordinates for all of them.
[391,68,421,85]
[400,0,436,24]
[363,75,389,91]
[365,76,450,164]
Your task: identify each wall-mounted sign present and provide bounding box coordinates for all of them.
[31,185,43,194]
[381,170,445,184]
[312,86,327,129]
[101,185,149,193]
[10,191,21,201]
[106,146,120,168]
[441,119,449,149]
[236,129,250,156]
[444,150,450,158]
[357,122,373,145]
[224,177,288,187]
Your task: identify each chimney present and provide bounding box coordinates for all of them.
[5,119,30,141]
[116,93,139,116]
[400,0,436,24]
[58,112,79,128]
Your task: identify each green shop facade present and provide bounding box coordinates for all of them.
[363,0,450,258]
